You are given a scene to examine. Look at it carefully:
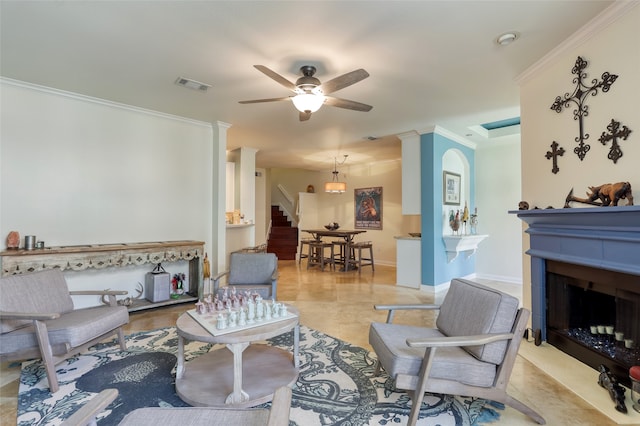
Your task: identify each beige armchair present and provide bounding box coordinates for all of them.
[61,386,293,426]
[0,269,129,393]
[212,252,278,299]
[369,278,545,425]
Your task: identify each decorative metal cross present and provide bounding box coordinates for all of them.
[550,56,618,161]
[598,119,632,164]
[545,141,565,174]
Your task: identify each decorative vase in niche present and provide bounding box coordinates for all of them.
[470,208,478,235]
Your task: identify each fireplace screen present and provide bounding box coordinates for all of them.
[545,260,640,387]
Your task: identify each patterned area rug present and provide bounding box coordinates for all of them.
[17,326,502,425]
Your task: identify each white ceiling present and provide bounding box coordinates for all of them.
[0,1,615,172]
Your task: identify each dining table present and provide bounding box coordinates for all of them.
[301,229,366,271]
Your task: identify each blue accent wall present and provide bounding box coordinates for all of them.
[420,132,476,287]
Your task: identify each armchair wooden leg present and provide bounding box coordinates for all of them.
[373,360,383,376]
[505,395,547,424]
[407,347,437,426]
[34,320,59,393]
[117,327,126,351]
[407,389,424,426]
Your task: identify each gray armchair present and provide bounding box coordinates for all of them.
[61,386,293,426]
[369,278,545,425]
[0,269,129,393]
[212,252,278,299]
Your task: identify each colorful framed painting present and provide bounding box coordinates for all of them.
[355,187,382,230]
[443,171,461,205]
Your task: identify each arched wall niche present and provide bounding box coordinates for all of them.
[442,148,470,235]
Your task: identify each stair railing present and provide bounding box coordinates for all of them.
[276,184,298,227]
[276,202,298,227]
[277,183,294,206]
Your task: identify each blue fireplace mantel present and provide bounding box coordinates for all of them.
[510,205,640,338]
[511,205,640,275]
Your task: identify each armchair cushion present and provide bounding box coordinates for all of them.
[436,278,518,365]
[0,269,74,333]
[1,305,129,355]
[369,323,497,387]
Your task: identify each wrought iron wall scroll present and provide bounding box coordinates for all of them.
[545,141,565,174]
[599,119,632,164]
[549,56,618,163]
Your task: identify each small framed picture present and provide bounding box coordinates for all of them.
[443,171,461,205]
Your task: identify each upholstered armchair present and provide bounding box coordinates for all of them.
[212,252,278,299]
[0,269,129,393]
[60,386,293,426]
[369,278,545,425]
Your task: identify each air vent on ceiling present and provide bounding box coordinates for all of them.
[175,77,211,92]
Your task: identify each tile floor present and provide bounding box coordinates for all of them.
[1,260,634,425]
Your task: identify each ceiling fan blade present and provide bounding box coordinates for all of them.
[254,65,297,92]
[324,96,373,112]
[299,111,312,121]
[239,96,292,104]
[320,69,369,94]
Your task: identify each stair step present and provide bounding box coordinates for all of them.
[268,241,298,249]
[267,245,297,259]
[270,228,298,236]
[268,206,298,260]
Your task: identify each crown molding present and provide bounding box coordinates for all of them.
[419,125,477,150]
[516,1,639,85]
[0,77,213,128]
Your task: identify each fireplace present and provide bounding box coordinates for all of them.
[513,206,640,386]
[545,259,639,387]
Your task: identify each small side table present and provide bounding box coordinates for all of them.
[175,305,299,408]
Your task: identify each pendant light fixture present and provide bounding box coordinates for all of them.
[325,155,348,193]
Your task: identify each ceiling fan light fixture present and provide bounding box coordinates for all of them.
[292,93,325,113]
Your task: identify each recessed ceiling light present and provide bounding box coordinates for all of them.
[175,77,211,92]
[496,32,519,46]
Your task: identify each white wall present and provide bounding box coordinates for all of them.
[475,137,522,283]
[521,5,639,208]
[1,80,216,307]
[518,3,639,311]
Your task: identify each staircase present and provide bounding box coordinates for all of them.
[267,206,298,260]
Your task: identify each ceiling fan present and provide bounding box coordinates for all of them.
[239,65,373,121]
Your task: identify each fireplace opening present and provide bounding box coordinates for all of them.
[545,260,640,387]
